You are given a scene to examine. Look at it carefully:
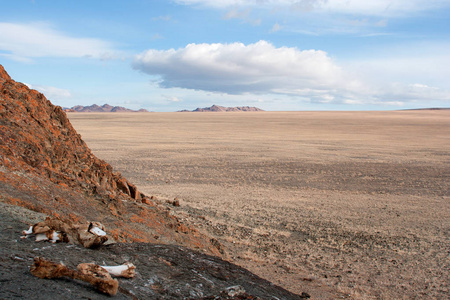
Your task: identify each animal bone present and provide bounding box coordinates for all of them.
[34,230,66,243]
[34,233,48,242]
[77,224,108,248]
[77,262,135,278]
[100,263,136,278]
[22,217,76,240]
[77,263,114,280]
[22,225,33,235]
[22,223,51,236]
[30,257,118,296]
[88,224,106,236]
[22,217,108,248]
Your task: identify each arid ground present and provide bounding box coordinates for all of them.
[69,110,449,299]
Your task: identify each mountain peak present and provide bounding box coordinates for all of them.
[0,65,11,81]
[182,105,264,112]
[65,104,148,113]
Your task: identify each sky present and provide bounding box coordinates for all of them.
[1,0,449,111]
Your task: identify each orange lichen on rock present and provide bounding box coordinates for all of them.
[0,64,141,200]
[0,64,226,257]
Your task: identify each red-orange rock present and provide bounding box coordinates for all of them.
[0,65,225,257]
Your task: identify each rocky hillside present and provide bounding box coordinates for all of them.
[180,105,264,112]
[0,65,309,299]
[65,104,148,112]
[0,201,306,299]
[0,65,220,253]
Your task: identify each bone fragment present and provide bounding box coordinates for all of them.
[30,257,118,296]
[49,231,62,243]
[34,231,65,243]
[22,218,108,248]
[77,263,113,279]
[23,225,33,235]
[101,263,136,278]
[89,226,106,236]
[78,230,108,248]
[35,233,49,242]
[77,262,136,278]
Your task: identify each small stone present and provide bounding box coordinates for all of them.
[300,292,311,299]
[225,285,246,297]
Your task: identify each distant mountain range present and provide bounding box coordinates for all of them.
[179,105,264,112]
[401,108,450,111]
[64,104,148,113]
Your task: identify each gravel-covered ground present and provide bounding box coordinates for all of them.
[69,111,450,299]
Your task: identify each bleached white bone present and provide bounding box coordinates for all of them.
[23,226,33,235]
[35,231,62,243]
[89,226,106,236]
[32,258,118,296]
[22,218,108,248]
[100,263,136,278]
[35,233,48,242]
[50,231,61,243]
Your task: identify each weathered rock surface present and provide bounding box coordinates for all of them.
[0,64,309,298]
[0,64,221,255]
[0,202,305,299]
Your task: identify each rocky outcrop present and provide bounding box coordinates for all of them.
[181,105,264,112]
[0,203,305,299]
[1,66,138,199]
[0,65,221,255]
[0,65,306,299]
[65,104,148,112]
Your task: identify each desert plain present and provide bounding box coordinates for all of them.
[68,110,449,299]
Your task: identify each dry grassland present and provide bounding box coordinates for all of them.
[69,110,449,299]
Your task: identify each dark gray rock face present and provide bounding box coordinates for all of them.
[0,203,306,300]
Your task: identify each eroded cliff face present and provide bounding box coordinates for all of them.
[0,65,223,256]
[0,65,138,199]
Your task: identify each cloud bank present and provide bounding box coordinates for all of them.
[133,41,362,103]
[25,83,71,100]
[0,22,116,61]
[174,0,450,16]
[133,40,450,106]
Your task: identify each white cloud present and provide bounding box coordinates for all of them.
[0,22,116,60]
[270,23,281,32]
[163,95,183,102]
[152,33,164,40]
[375,19,388,27]
[174,0,450,38]
[133,40,450,107]
[133,40,363,100]
[380,83,449,102]
[223,8,261,25]
[291,0,328,12]
[223,8,251,19]
[25,84,72,100]
[174,0,450,16]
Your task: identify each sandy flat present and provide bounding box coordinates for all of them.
[69,111,450,299]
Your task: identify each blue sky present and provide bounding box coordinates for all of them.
[1,0,449,111]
